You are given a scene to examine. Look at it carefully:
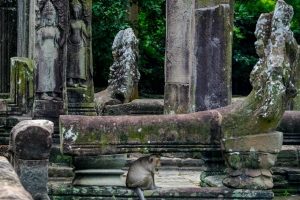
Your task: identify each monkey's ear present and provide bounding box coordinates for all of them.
[149,157,154,163]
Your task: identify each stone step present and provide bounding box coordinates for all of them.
[48,181,274,200]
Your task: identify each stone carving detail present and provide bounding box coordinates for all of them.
[67,0,91,88]
[35,0,68,101]
[66,0,96,115]
[95,28,140,114]
[36,0,61,100]
[221,0,298,189]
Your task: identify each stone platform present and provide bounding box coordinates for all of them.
[48,168,274,200]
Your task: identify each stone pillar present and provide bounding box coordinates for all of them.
[10,120,53,200]
[10,57,34,114]
[164,0,194,114]
[164,0,233,114]
[0,156,33,200]
[0,0,17,95]
[32,0,69,142]
[66,0,96,116]
[191,0,232,111]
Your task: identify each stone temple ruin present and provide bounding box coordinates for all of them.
[0,0,300,199]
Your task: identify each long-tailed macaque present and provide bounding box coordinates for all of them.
[126,155,161,200]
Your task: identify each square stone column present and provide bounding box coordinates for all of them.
[164,0,233,114]
[164,0,194,114]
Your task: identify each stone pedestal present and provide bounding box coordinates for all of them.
[67,87,96,116]
[72,154,126,186]
[10,120,53,200]
[33,100,64,143]
[222,132,283,189]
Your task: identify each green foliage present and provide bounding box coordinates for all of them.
[92,0,130,90]
[137,0,166,95]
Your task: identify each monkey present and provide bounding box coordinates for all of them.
[126,154,161,200]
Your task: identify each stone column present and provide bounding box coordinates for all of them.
[10,120,53,200]
[66,0,96,116]
[0,156,33,200]
[191,0,232,111]
[164,0,233,114]
[164,0,194,114]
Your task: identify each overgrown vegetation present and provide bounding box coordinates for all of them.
[92,0,300,95]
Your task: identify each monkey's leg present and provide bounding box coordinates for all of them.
[134,188,145,200]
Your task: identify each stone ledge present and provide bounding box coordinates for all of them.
[48,182,274,200]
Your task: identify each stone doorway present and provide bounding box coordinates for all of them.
[0,0,17,96]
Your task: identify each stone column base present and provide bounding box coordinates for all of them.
[222,132,283,190]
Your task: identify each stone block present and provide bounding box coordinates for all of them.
[103,99,164,116]
[223,132,283,153]
[10,120,53,160]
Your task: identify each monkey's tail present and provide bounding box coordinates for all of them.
[134,188,145,200]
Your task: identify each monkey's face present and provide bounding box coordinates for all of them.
[148,155,161,172]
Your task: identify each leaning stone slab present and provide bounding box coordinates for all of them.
[10,120,53,200]
[0,156,33,200]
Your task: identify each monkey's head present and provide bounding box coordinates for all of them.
[147,155,161,172]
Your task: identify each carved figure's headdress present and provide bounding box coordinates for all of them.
[42,0,57,17]
[71,0,82,9]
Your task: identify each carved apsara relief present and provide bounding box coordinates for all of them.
[67,0,92,88]
[34,0,68,101]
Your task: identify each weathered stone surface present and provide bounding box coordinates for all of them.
[34,0,68,101]
[0,156,33,200]
[165,0,233,114]
[48,182,274,199]
[103,99,164,115]
[164,0,194,114]
[219,0,299,139]
[10,120,53,199]
[223,132,283,153]
[16,159,49,200]
[223,131,283,189]
[67,0,96,116]
[10,120,53,160]
[60,110,222,156]
[192,3,232,111]
[95,28,139,114]
[10,57,34,114]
